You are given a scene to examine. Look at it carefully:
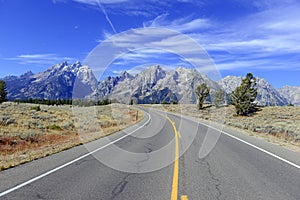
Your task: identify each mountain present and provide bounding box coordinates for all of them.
[278,86,300,106]
[3,61,98,100]
[218,76,288,106]
[2,62,296,106]
[90,65,221,104]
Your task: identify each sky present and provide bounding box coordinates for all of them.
[0,0,299,88]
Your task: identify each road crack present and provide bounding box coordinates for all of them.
[110,143,153,199]
[197,159,222,200]
[35,192,47,200]
[134,143,153,172]
[110,174,130,200]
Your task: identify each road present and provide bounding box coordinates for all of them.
[0,107,300,199]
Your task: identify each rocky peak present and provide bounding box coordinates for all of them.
[137,64,166,84]
[175,66,196,74]
[118,71,134,80]
[70,61,82,70]
[20,71,34,78]
[278,86,300,106]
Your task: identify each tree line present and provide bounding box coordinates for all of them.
[13,98,112,107]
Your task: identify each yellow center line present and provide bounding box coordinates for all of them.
[177,131,181,138]
[156,112,188,199]
[166,115,179,200]
[166,115,187,200]
[181,195,188,200]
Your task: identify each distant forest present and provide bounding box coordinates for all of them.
[13,98,112,107]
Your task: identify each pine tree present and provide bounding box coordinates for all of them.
[0,80,8,104]
[230,73,257,116]
[195,83,210,110]
[214,89,225,108]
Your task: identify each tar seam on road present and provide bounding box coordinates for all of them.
[0,111,151,197]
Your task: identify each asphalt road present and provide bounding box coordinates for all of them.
[0,107,299,200]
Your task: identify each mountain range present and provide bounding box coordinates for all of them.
[2,61,97,100]
[1,61,299,106]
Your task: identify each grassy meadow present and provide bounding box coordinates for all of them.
[0,102,143,170]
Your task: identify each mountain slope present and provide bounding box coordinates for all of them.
[278,86,300,106]
[3,61,98,100]
[91,65,221,104]
[2,62,295,106]
[218,76,288,106]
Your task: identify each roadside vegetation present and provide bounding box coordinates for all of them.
[230,73,258,116]
[0,80,7,104]
[0,102,143,170]
[143,72,299,151]
[195,83,210,110]
[14,98,112,107]
[146,104,300,149]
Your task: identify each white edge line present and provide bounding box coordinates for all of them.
[0,111,151,197]
[157,110,300,170]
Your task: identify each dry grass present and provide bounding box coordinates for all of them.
[0,102,143,170]
[143,104,300,151]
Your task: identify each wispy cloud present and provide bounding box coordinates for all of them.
[7,53,77,65]
[94,0,117,33]
[144,14,212,32]
[141,2,300,71]
[71,0,174,17]
[79,0,300,74]
[84,27,220,80]
[72,0,129,5]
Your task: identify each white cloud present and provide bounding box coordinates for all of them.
[7,53,77,65]
[88,0,300,73]
[72,0,129,6]
[71,0,168,17]
[178,3,300,71]
[144,14,212,32]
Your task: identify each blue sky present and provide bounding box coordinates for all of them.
[0,0,299,88]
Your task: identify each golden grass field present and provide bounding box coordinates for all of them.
[0,102,143,170]
[144,104,300,151]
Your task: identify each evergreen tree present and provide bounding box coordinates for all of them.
[0,80,7,104]
[230,73,257,116]
[195,83,210,110]
[214,89,225,108]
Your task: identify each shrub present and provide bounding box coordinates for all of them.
[0,116,15,126]
[46,124,62,131]
[20,132,40,143]
[30,105,41,111]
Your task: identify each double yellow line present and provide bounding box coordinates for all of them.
[166,116,188,200]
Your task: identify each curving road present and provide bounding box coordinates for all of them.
[0,107,300,200]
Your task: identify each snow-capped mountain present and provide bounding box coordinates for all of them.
[3,61,98,100]
[90,65,221,104]
[218,76,288,106]
[2,61,297,106]
[278,86,300,106]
